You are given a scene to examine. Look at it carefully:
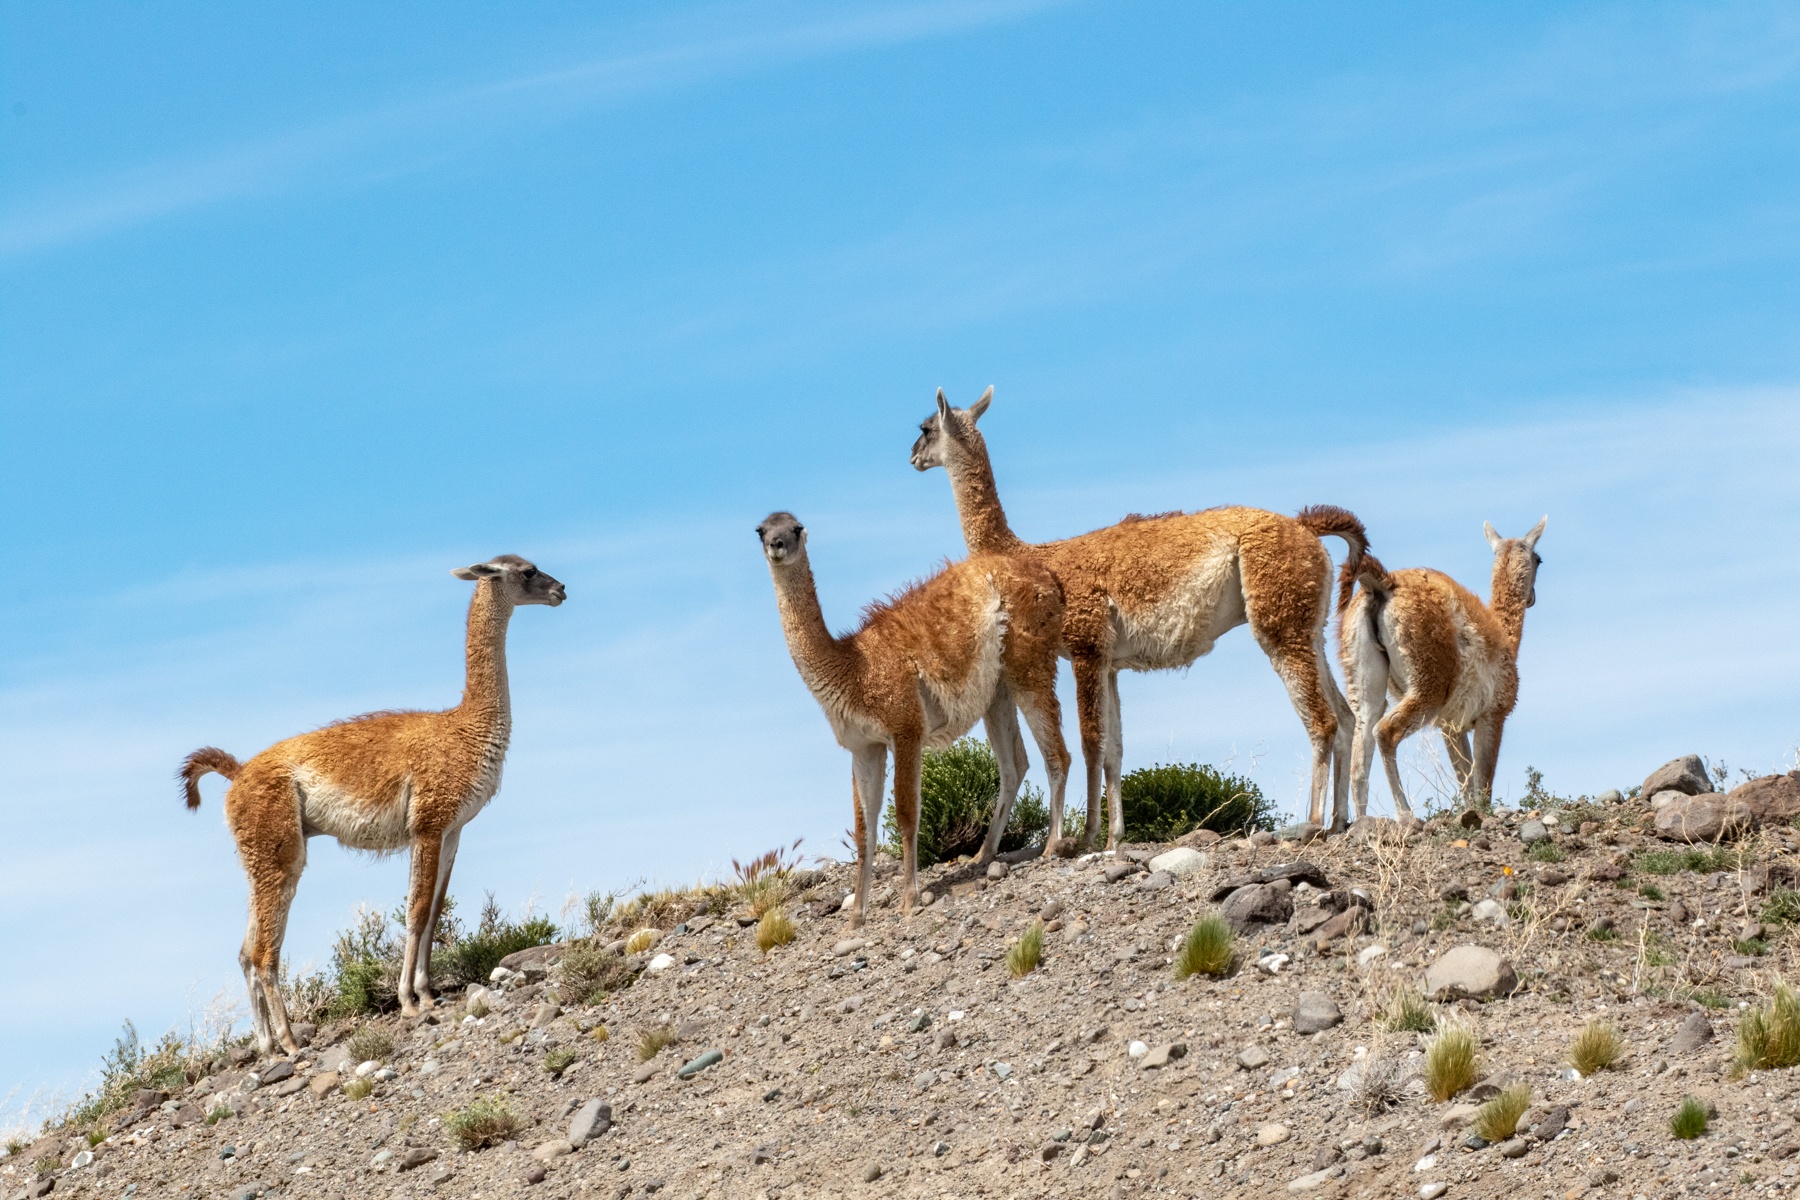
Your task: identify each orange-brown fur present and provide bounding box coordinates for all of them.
[179,557,564,1054]
[1337,519,1545,817]
[758,512,1070,925]
[912,389,1370,837]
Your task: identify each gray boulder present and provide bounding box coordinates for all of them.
[1641,755,1712,799]
[1654,775,1800,842]
[568,1099,612,1147]
[1219,884,1294,933]
[1424,945,1518,1001]
[1292,992,1342,1034]
[1668,1012,1713,1055]
[1518,819,1549,845]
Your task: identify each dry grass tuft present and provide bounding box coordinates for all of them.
[1570,1019,1624,1075]
[1423,1024,1480,1102]
[1473,1083,1531,1142]
[560,941,636,1003]
[442,1095,522,1151]
[757,907,796,953]
[1173,916,1234,980]
[636,1023,677,1062]
[341,1076,373,1101]
[1737,982,1800,1072]
[624,928,662,955]
[1007,920,1045,979]
[542,1048,577,1078]
[1352,1046,1406,1115]
[346,1025,396,1064]
[1380,984,1436,1033]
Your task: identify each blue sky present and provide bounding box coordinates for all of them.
[5,0,1800,1116]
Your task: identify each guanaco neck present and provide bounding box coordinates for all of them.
[1488,557,1531,654]
[769,553,856,690]
[458,580,514,739]
[947,438,1027,556]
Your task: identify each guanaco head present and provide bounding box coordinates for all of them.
[1483,517,1547,607]
[451,555,567,605]
[756,512,807,567]
[910,385,993,472]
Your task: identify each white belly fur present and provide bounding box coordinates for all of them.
[296,765,414,852]
[1111,547,1246,670]
[917,586,1007,749]
[1437,610,1503,732]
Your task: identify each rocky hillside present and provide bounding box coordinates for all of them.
[9,756,1800,1200]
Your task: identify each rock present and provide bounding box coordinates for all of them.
[398,1148,437,1172]
[1669,1011,1714,1054]
[568,1099,612,1147]
[1649,788,1686,810]
[676,1049,723,1079]
[1424,945,1519,1001]
[1466,1072,1513,1102]
[1518,819,1549,844]
[1287,1166,1345,1191]
[1137,870,1174,890]
[532,1003,561,1029]
[1308,906,1365,946]
[862,1163,884,1183]
[531,1140,573,1162]
[1039,899,1064,922]
[631,1062,659,1083]
[524,1166,547,1185]
[1538,867,1569,886]
[1147,847,1208,877]
[1290,907,1333,935]
[1356,943,1387,966]
[1497,1137,1529,1158]
[258,1060,294,1085]
[646,953,676,973]
[1470,898,1509,926]
[314,1046,353,1074]
[1277,821,1323,844]
[1597,788,1624,805]
[1261,860,1331,889]
[1104,862,1139,883]
[1219,884,1294,932]
[1348,816,1401,843]
[1237,1045,1271,1070]
[1138,1043,1187,1070]
[1642,755,1713,799]
[1256,1122,1291,1146]
[1292,992,1342,1034]
[1420,1185,1449,1200]
[986,861,1009,881]
[1527,1105,1569,1141]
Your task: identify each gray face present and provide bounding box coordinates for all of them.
[757,512,806,565]
[453,555,567,605]
[910,410,948,472]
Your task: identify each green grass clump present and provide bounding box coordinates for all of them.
[443,1095,522,1151]
[60,1020,211,1129]
[1735,938,1770,957]
[756,907,796,953]
[204,1105,232,1125]
[1473,1083,1531,1143]
[1638,883,1665,901]
[1007,920,1045,979]
[1586,925,1619,943]
[1527,841,1566,863]
[1423,1025,1480,1102]
[882,738,1051,865]
[1670,1095,1710,1139]
[347,1024,396,1064]
[1764,890,1800,926]
[5,1138,29,1158]
[636,1023,677,1062]
[1570,1020,1624,1075]
[543,1048,577,1078]
[1380,985,1436,1033]
[1736,982,1800,1071]
[342,1077,373,1101]
[1637,847,1734,876]
[1173,916,1235,980]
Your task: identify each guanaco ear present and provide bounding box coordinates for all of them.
[1483,521,1502,551]
[969,385,993,422]
[1523,515,1548,549]
[452,562,502,581]
[935,387,952,423]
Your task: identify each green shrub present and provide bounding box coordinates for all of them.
[1736,982,1800,1071]
[882,738,1049,866]
[1007,920,1045,979]
[1764,889,1800,926]
[434,894,558,988]
[559,940,636,1003]
[1527,841,1566,863]
[1078,762,1273,846]
[1639,883,1665,901]
[62,1021,200,1128]
[443,1095,521,1150]
[347,1025,396,1064]
[1638,847,1735,876]
[1670,1096,1710,1139]
[342,1077,373,1101]
[543,1048,577,1078]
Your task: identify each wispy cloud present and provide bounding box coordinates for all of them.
[0,0,1065,258]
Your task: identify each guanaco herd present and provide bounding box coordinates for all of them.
[181,389,1545,1055]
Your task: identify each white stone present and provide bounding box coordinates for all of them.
[354,1060,378,1077]
[1420,1184,1448,1200]
[71,1151,93,1169]
[1257,954,1290,975]
[1147,847,1208,878]
[1255,1122,1291,1146]
[1413,1154,1437,1172]
[1470,898,1510,926]
[1127,1040,1149,1059]
[1357,943,1388,966]
[647,953,676,973]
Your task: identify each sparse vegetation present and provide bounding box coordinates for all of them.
[1736,982,1800,1071]
[60,1019,223,1130]
[432,893,558,988]
[589,1024,610,1043]
[882,738,1051,865]
[443,1095,522,1151]
[1638,883,1665,901]
[1735,938,1770,957]
[1380,984,1436,1033]
[1586,925,1619,943]
[1352,1047,1405,1114]
[636,1023,677,1062]
[1473,1083,1531,1143]
[347,1024,396,1064]
[342,1077,373,1101]
[1671,1096,1711,1139]
[1570,1020,1624,1075]
[731,840,806,917]
[1764,889,1800,926]
[322,893,556,1017]
[559,940,636,1003]
[1007,920,1045,979]
[756,907,796,953]
[204,1105,232,1125]
[1638,847,1735,876]
[625,928,661,955]
[1527,841,1566,863]
[543,1048,577,1078]
[1173,916,1235,980]
[1423,1025,1480,1102]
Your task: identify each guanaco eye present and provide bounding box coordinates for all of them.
[523,567,537,579]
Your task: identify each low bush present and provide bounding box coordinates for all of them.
[559,941,636,1003]
[1380,985,1436,1034]
[347,1025,396,1064]
[1473,1084,1531,1143]
[1081,762,1274,845]
[1637,847,1735,876]
[1570,1020,1623,1075]
[432,894,557,988]
[443,1095,521,1151]
[883,738,1049,866]
[543,1048,577,1078]
[1526,841,1566,863]
[342,1077,373,1101]
[1173,917,1234,980]
[1764,889,1800,926]
[636,1024,676,1062]
[61,1020,214,1129]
